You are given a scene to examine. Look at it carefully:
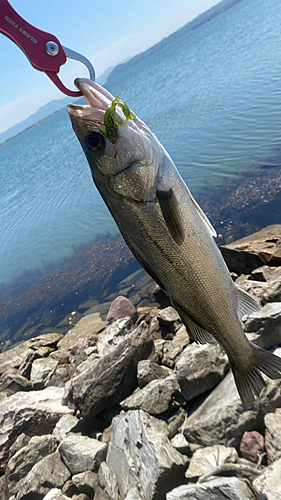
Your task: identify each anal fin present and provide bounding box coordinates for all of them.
[235,284,261,321]
[174,302,216,344]
[157,189,184,245]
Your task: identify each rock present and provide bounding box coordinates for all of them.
[18,350,42,379]
[175,343,229,401]
[8,433,30,459]
[157,307,182,333]
[167,477,257,500]
[43,489,69,500]
[120,375,183,415]
[0,333,63,376]
[161,326,190,369]
[220,224,281,274]
[16,450,71,500]
[67,321,154,419]
[0,386,72,472]
[5,434,57,495]
[58,434,107,474]
[244,303,281,349]
[106,409,187,500]
[170,433,191,456]
[124,488,144,500]
[61,480,79,497]
[253,456,281,500]
[72,470,98,497]
[137,360,171,388]
[57,313,105,352]
[0,372,32,397]
[47,365,71,388]
[106,296,138,325]
[186,444,238,479]
[96,317,132,356]
[53,414,80,442]
[167,408,187,439]
[183,370,281,449]
[94,462,119,500]
[264,412,281,463]
[31,357,59,389]
[72,494,91,500]
[238,279,268,304]
[239,431,265,463]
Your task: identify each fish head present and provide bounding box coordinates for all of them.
[68,78,162,202]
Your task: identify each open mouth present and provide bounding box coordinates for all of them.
[67,79,115,123]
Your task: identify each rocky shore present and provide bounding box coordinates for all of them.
[1,225,281,499]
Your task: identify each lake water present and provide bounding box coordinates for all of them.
[1,0,281,345]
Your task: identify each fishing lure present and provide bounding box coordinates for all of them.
[99,93,136,144]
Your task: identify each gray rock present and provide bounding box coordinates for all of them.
[253,456,281,500]
[186,444,238,478]
[170,433,191,456]
[120,375,182,415]
[53,414,80,442]
[244,303,281,349]
[137,360,171,388]
[0,333,63,376]
[58,434,107,474]
[94,462,119,500]
[183,370,281,449]
[167,477,257,500]
[167,407,187,439]
[0,372,32,397]
[106,409,187,500]
[72,470,98,497]
[68,321,154,419]
[5,434,57,495]
[18,350,42,379]
[157,307,182,332]
[8,433,30,459]
[124,488,144,500]
[176,343,229,401]
[106,296,138,325]
[264,412,281,463]
[16,450,71,500]
[0,386,72,472]
[220,225,281,274]
[43,490,69,500]
[96,317,132,356]
[161,326,190,369]
[31,357,59,389]
[238,279,268,304]
[57,313,105,352]
[47,365,71,387]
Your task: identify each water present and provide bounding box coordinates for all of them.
[1,0,281,344]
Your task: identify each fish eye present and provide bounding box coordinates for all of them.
[85,132,105,153]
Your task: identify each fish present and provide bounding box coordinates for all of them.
[68,78,281,405]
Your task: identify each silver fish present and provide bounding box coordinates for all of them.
[68,78,281,404]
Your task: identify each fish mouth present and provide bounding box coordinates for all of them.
[67,78,115,123]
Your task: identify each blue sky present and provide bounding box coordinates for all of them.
[0,0,220,133]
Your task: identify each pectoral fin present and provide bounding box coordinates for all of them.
[157,189,185,245]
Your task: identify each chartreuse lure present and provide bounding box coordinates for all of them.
[99,93,136,144]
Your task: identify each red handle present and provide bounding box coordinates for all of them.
[0,0,83,96]
[0,0,66,71]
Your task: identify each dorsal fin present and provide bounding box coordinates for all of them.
[157,189,185,245]
[187,188,217,238]
[235,284,261,321]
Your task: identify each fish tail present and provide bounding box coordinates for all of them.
[232,344,281,405]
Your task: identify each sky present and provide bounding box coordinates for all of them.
[0,0,221,134]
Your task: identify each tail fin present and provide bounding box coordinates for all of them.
[233,345,281,405]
